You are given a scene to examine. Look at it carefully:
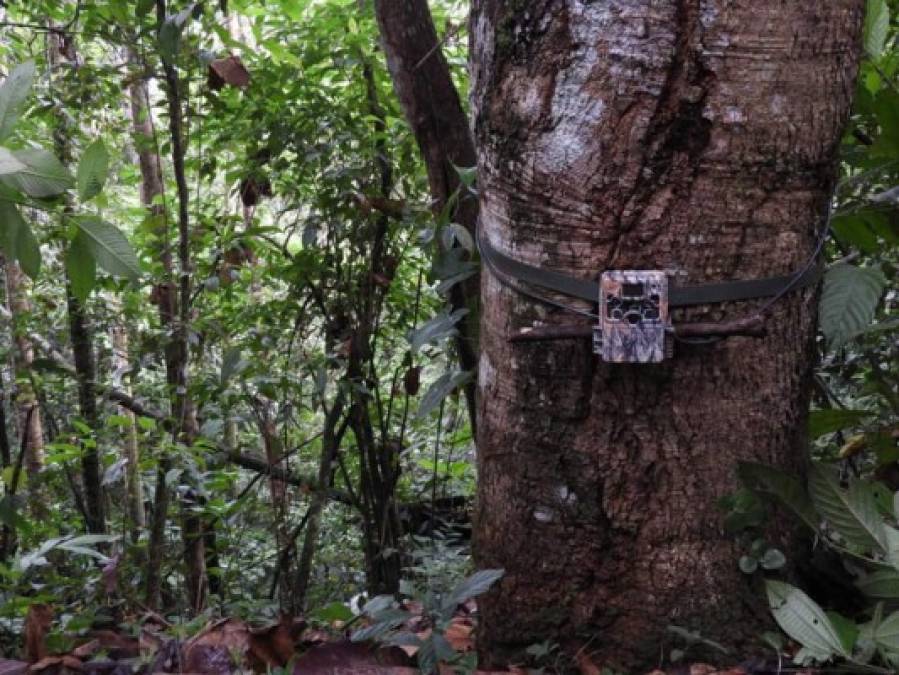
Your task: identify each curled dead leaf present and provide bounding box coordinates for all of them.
[208,55,250,90]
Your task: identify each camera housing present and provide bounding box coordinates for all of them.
[594,271,670,363]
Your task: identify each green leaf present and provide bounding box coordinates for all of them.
[74,216,141,282]
[737,462,819,531]
[76,139,109,202]
[765,580,847,660]
[857,569,899,599]
[820,263,886,348]
[826,611,859,655]
[808,463,885,552]
[66,231,96,302]
[0,146,26,174]
[865,0,890,58]
[443,568,504,612]
[865,609,899,652]
[158,3,196,62]
[220,347,243,387]
[408,309,468,353]
[760,548,787,571]
[309,601,354,624]
[0,199,40,277]
[417,370,472,420]
[0,61,35,141]
[0,494,28,532]
[350,610,411,643]
[739,555,758,574]
[808,408,873,438]
[0,147,73,197]
[15,214,40,278]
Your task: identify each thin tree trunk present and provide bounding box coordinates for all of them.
[127,46,175,611]
[293,391,347,612]
[374,0,479,430]
[111,323,145,537]
[49,28,106,535]
[155,0,205,613]
[471,0,864,669]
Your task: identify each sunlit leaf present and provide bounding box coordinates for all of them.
[77,139,109,202]
[74,216,141,283]
[0,61,35,141]
[766,580,846,661]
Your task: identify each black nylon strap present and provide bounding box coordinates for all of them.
[479,234,821,308]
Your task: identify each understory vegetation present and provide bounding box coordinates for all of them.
[0,0,895,673]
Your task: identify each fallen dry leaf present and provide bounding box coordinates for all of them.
[248,616,297,669]
[575,649,602,675]
[444,618,474,653]
[291,641,415,675]
[0,660,28,675]
[29,655,82,673]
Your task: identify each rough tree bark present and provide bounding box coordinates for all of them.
[374,0,479,429]
[471,0,864,669]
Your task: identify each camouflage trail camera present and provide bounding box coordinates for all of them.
[593,271,672,363]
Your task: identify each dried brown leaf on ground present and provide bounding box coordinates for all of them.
[0,660,28,675]
[444,617,474,653]
[29,655,82,673]
[291,641,416,675]
[182,618,252,675]
[247,616,300,669]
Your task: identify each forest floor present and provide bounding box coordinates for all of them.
[0,601,818,675]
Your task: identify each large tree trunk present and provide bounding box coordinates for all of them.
[471,0,864,669]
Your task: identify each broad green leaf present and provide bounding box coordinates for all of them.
[858,569,899,599]
[865,0,890,58]
[765,580,846,660]
[820,263,886,348]
[66,230,96,302]
[0,199,40,277]
[737,461,819,531]
[760,548,787,571]
[808,462,886,552]
[826,612,859,655]
[0,61,35,141]
[350,609,411,642]
[0,147,73,197]
[408,309,468,353]
[220,347,243,386]
[444,568,504,611]
[417,370,472,420]
[76,139,109,202]
[0,146,26,174]
[74,216,141,282]
[0,494,28,532]
[158,3,196,62]
[865,609,899,651]
[14,214,40,278]
[830,213,880,254]
[309,601,354,624]
[808,408,873,438]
